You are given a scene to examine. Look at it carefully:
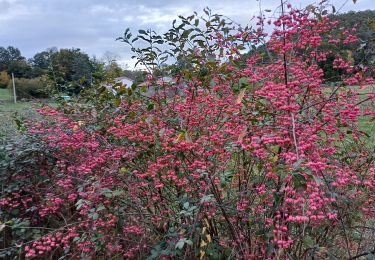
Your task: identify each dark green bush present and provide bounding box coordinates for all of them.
[7,77,49,99]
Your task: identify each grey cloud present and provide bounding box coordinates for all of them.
[0,0,11,14]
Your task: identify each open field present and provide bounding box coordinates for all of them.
[0,88,57,141]
[357,85,375,145]
[0,88,57,113]
[0,89,32,141]
[0,88,33,111]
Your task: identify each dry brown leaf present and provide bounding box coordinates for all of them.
[236,88,246,104]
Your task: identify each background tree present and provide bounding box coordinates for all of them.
[29,48,57,78]
[0,46,33,78]
[47,48,95,94]
[322,10,375,80]
[0,71,10,89]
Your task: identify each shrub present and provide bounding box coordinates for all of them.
[0,71,10,89]
[7,77,49,99]
[1,3,375,259]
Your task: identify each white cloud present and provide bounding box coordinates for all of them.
[0,0,38,21]
[89,4,116,15]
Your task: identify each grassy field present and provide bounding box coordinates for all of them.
[0,89,29,141]
[357,85,375,145]
[0,89,34,112]
[0,88,11,100]
[0,88,56,141]
[0,88,56,113]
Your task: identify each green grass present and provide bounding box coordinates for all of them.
[324,85,375,141]
[357,85,375,145]
[0,88,12,100]
[0,88,29,111]
[0,102,34,112]
[0,88,56,114]
[0,88,57,140]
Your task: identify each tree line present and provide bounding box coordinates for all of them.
[0,47,145,99]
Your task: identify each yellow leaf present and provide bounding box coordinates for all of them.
[113,98,121,107]
[175,132,185,143]
[238,127,247,142]
[119,167,128,175]
[206,234,212,243]
[270,155,279,163]
[269,145,280,154]
[118,86,127,95]
[200,250,205,259]
[236,88,246,104]
[204,218,210,228]
[370,21,375,31]
[201,227,207,234]
[140,115,147,123]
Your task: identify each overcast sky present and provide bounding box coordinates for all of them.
[0,0,373,67]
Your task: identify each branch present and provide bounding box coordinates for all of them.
[350,250,375,259]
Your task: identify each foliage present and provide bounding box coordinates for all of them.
[0,46,25,72]
[122,69,146,84]
[7,77,49,99]
[323,10,375,80]
[30,48,130,95]
[0,71,10,89]
[46,48,95,95]
[1,3,375,259]
[0,46,34,79]
[0,117,55,259]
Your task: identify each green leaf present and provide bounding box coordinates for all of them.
[292,173,307,190]
[238,77,248,88]
[92,213,99,220]
[181,29,194,39]
[76,199,84,209]
[313,175,322,186]
[293,159,305,170]
[11,208,20,216]
[147,103,154,111]
[96,204,106,211]
[175,238,193,249]
[200,194,214,203]
[175,240,185,250]
[303,235,315,248]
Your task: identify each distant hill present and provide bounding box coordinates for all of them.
[329,10,375,76]
[330,10,375,43]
